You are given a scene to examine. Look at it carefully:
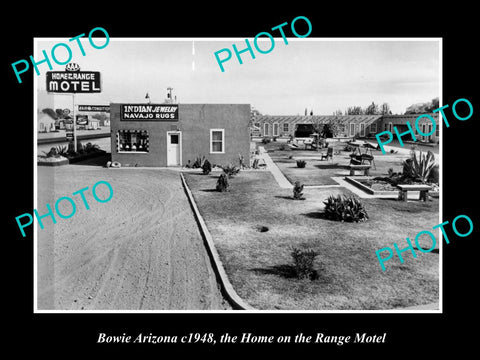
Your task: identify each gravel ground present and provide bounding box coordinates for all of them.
[37,165,229,310]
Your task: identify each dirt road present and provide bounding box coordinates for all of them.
[37,165,229,310]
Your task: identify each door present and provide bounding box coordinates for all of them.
[167,132,181,166]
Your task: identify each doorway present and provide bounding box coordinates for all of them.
[167,131,181,166]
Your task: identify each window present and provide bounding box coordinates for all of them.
[360,124,365,137]
[273,123,279,136]
[254,122,260,129]
[283,123,289,132]
[350,123,355,136]
[210,129,225,153]
[370,122,377,133]
[264,123,270,136]
[170,134,179,144]
[117,130,149,152]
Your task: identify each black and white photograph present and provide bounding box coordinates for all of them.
[34,38,441,312]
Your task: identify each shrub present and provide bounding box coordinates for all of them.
[192,155,206,169]
[323,195,369,222]
[344,144,355,152]
[288,155,293,159]
[261,137,271,144]
[296,160,306,168]
[279,144,288,151]
[293,181,304,200]
[54,145,68,156]
[221,164,240,178]
[273,136,278,142]
[291,247,318,280]
[83,142,100,153]
[402,150,436,183]
[202,159,212,175]
[42,147,59,158]
[216,173,230,192]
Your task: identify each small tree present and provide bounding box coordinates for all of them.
[202,159,212,175]
[291,247,319,279]
[293,181,304,200]
[216,173,230,192]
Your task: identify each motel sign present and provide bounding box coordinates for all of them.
[46,70,101,93]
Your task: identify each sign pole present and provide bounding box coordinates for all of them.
[73,93,77,152]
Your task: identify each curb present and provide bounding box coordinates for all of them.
[180,173,256,310]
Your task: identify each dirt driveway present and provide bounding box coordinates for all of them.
[37,165,229,310]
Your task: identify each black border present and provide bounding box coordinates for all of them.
[5,5,479,356]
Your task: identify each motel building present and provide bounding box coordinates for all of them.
[110,103,251,167]
[251,113,440,143]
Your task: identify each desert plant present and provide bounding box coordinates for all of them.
[192,155,206,169]
[216,173,230,192]
[291,247,319,279]
[42,147,59,158]
[202,159,212,175]
[296,160,306,168]
[323,195,369,222]
[402,150,436,183]
[293,181,304,200]
[83,142,100,153]
[54,145,68,156]
[221,164,240,178]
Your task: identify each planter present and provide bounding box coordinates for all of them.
[37,150,107,167]
[345,176,439,198]
[67,150,107,164]
[37,157,69,166]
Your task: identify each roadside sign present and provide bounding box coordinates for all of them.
[46,71,101,93]
[78,105,110,112]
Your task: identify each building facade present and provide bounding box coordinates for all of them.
[252,113,440,142]
[110,103,251,167]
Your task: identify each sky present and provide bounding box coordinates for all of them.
[35,38,440,115]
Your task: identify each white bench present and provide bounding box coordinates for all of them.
[397,184,432,202]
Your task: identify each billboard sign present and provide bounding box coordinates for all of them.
[78,105,110,112]
[120,104,178,121]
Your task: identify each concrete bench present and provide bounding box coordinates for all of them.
[397,184,432,202]
[349,164,371,176]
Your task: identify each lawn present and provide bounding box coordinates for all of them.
[261,140,411,186]
[184,170,439,310]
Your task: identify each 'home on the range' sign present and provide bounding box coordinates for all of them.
[121,104,179,121]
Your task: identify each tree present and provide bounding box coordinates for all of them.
[425,97,439,112]
[320,119,341,138]
[91,113,107,121]
[346,106,363,115]
[364,101,379,115]
[380,103,392,115]
[333,109,343,116]
[42,108,58,119]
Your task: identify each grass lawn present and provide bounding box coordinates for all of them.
[261,141,411,186]
[184,170,439,310]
